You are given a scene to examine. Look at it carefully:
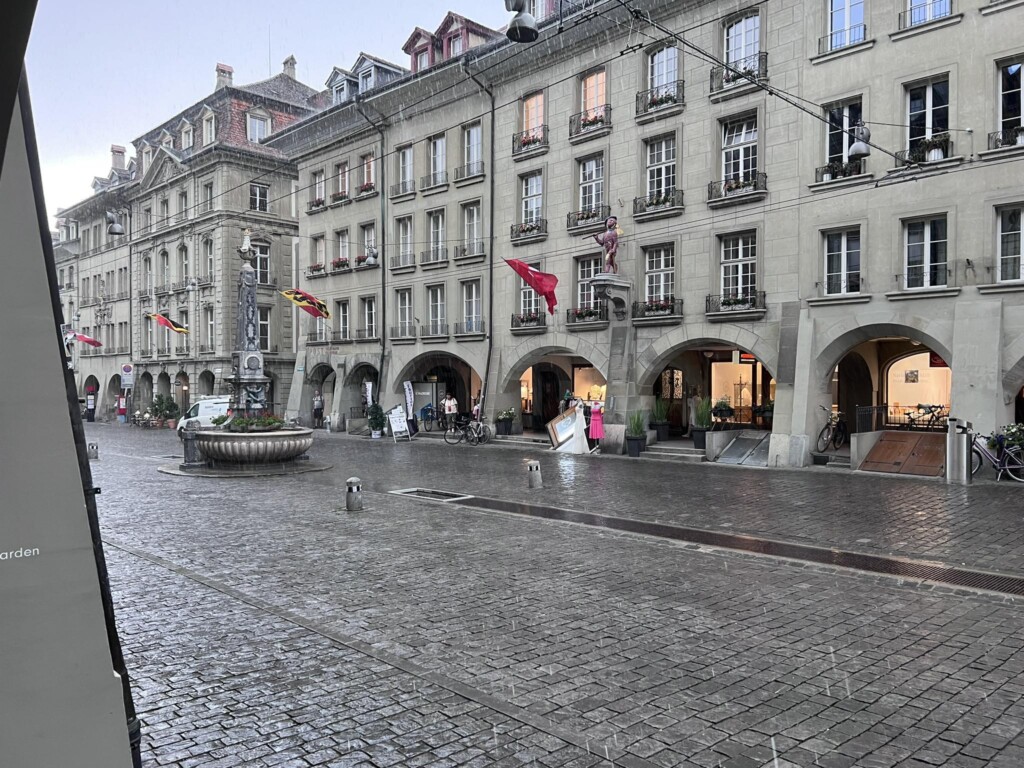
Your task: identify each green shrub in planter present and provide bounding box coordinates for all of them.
[367,404,386,435]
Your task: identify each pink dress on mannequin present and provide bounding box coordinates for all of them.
[589,407,605,440]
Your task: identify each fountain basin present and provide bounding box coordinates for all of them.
[194,427,313,465]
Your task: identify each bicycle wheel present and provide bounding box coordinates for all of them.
[832,420,848,450]
[443,425,463,445]
[816,424,833,453]
[465,428,480,446]
[423,414,432,432]
[477,424,492,444]
[970,448,983,476]
[1001,447,1024,482]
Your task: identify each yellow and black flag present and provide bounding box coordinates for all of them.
[280,289,330,319]
[148,313,188,334]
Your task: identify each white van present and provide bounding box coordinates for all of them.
[177,397,231,437]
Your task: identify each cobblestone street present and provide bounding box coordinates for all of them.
[89,425,1024,767]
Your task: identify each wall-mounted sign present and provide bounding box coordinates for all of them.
[929,352,948,368]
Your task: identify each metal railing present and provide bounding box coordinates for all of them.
[633,189,684,214]
[140,347,153,357]
[636,81,684,115]
[632,298,683,319]
[705,291,767,313]
[306,199,326,211]
[898,0,953,29]
[818,24,867,54]
[389,252,416,269]
[710,52,768,92]
[814,159,864,182]
[196,274,214,286]
[199,344,215,354]
[893,267,952,290]
[567,204,610,230]
[455,320,485,334]
[707,172,768,201]
[174,344,189,355]
[510,219,547,240]
[354,328,377,340]
[420,247,448,265]
[454,161,485,181]
[305,266,327,279]
[420,171,448,189]
[569,104,612,137]
[856,403,949,432]
[511,313,546,329]
[389,180,415,197]
[988,128,1024,150]
[390,324,416,339]
[420,323,448,337]
[154,283,171,294]
[306,331,330,344]
[566,303,608,324]
[459,240,485,258]
[819,276,863,296]
[895,135,952,167]
[512,125,548,154]
[332,330,351,343]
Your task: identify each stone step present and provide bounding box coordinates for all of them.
[643,448,706,463]
[646,445,705,457]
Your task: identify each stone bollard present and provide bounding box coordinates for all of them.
[527,460,542,489]
[346,477,363,511]
[86,442,99,460]
[180,423,207,471]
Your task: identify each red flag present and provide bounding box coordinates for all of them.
[147,313,189,334]
[504,259,558,315]
[65,331,102,347]
[280,289,330,319]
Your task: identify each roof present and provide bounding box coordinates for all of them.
[235,71,321,109]
[435,12,500,39]
[350,51,408,75]
[402,27,435,54]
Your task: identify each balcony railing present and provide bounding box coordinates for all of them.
[306,331,330,344]
[199,344,215,354]
[140,347,153,357]
[389,252,415,269]
[154,283,171,295]
[818,24,867,54]
[632,298,683,319]
[305,265,327,279]
[512,125,548,155]
[157,345,170,355]
[814,159,864,182]
[819,276,863,296]
[710,52,768,93]
[331,330,351,343]
[633,189,684,215]
[454,162,485,181]
[895,135,952,167]
[987,128,1024,150]
[174,344,189,355]
[566,303,608,325]
[420,247,448,266]
[458,240,485,258]
[354,328,378,340]
[567,204,610,230]
[389,180,415,197]
[420,171,448,190]
[390,324,416,340]
[898,0,953,29]
[894,267,952,291]
[172,279,192,291]
[706,291,767,313]
[636,81,685,116]
[420,323,448,338]
[306,198,326,212]
[454,320,486,334]
[707,172,768,201]
[511,313,546,330]
[569,104,612,138]
[510,219,547,241]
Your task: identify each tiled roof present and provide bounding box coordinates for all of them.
[235,72,321,109]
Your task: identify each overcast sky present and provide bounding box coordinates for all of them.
[26,0,510,225]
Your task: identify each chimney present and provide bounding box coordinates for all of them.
[110,145,126,171]
[215,63,234,90]
[283,55,297,79]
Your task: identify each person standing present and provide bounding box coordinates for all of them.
[312,390,324,428]
[442,391,459,428]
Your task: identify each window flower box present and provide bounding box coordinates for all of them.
[331,192,350,203]
[516,313,540,325]
[648,92,678,109]
[581,115,605,129]
[307,198,325,211]
[644,298,676,314]
[516,222,541,235]
[571,307,601,320]
[724,178,756,195]
[520,134,544,147]
[331,258,349,270]
[357,182,376,195]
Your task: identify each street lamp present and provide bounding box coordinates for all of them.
[848,120,872,161]
[505,0,540,42]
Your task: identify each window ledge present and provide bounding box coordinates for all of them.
[707,190,768,209]
[889,13,964,42]
[512,145,549,163]
[421,183,450,197]
[510,325,548,336]
[390,265,416,275]
[809,39,876,65]
[355,336,380,344]
[392,337,416,345]
[454,331,486,341]
[886,155,965,175]
[709,79,767,104]
[807,173,875,192]
[389,191,416,203]
[421,260,449,271]
[454,174,485,188]
[806,294,872,306]
[706,308,767,322]
[635,103,685,125]
[568,125,612,145]
[328,198,352,208]
[978,282,1024,294]
[454,252,487,266]
[422,335,450,344]
[511,233,548,247]
[566,219,606,235]
[306,271,328,280]
[567,320,610,332]
[980,0,1024,14]
[632,314,683,326]
[633,205,684,223]
[329,267,353,275]
[305,206,327,216]
[885,286,961,300]
[354,263,380,271]
[354,190,379,201]
[978,144,1024,161]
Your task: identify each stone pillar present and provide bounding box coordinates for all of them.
[951,301,1003,435]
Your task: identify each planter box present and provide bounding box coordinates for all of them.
[625,436,643,457]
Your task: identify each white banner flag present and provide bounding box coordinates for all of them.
[403,381,414,418]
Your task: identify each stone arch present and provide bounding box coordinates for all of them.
[197,370,215,396]
[156,371,171,397]
[636,327,778,391]
[498,332,610,393]
[390,350,485,394]
[105,374,122,414]
[1002,331,1024,404]
[137,371,154,407]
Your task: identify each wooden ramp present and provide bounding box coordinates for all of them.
[859,431,945,476]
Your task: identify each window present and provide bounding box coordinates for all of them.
[396,288,413,334]
[398,147,413,185]
[142,207,152,231]
[578,156,604,211]
[428,284,446,332]
[204,307,215,349]
[254,242,270,284]
[332,83,345,103]
[177,191,188,219]
[645,246,675,300]
[463,202,481,247]
[159,199,169,225]
[360,154,375,188]
[721,232,757,297]
[250,184,269,212]
[725,14,760,66]
[577,257,602,308]
[337,162,349,195]
[145,316,153,352]
[204,239,214,279]
[429,210,445,255]
[450,35,463,57]
[336,300,349,339]
[247,113,269,142]
[258,307,271,351]
[521,172,543,223]
[142,147,153,174]
[463,124,482,168]
[907,78,949,150]
[648,47,678,90]
[397,217,413,257]
[907,0,951,26]
[824,229,861,295]
[202,182,214,213]
[312,171,326,203]
[826,99,863,164]
[1000,60,1022,133]
[359,70,372,91]
[429,135,446,181]
[142,257,153,292]
[723,118,758,181]
[1000,207,1023,282]
[904,216,947,288]
[646,136,677,196]
[178,245,189,280]
[202,113,215,145]
[581,70,606,113]
[827,0,865,50]
[462,280,481,331]
[416,50,429,71]
[336,230,349,262]
[363,297,377,337]
[522,91,544,134]
[182,125,193,150]
[312,237,325,268]
[361,223,376,254]
[521,264,540,315]
[160,250,170,285]
[178,312,188,344]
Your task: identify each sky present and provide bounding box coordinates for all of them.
[26,0,511,226]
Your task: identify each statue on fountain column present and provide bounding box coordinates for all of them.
[592,216,620,274]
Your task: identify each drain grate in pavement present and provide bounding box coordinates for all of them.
[401,490,1024,597]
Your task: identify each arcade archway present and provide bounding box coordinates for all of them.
[504,351,606,433]
[197,370,215,397]
[393,352,483,420]
[174,371,190,412]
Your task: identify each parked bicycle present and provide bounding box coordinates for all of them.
[970,433,1024,482]
[419,404,448,432]
[443,416,491,446]
[816,404,848,452]
[902,403,947,431]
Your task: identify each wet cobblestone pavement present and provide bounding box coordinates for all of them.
[89,425,1024,767]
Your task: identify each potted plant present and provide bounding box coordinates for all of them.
[651,397,671,442]
[691,396,712,449]
[923,133,949,162]
[331,256,349,271]
[367,403,385,438]
[1016,127,1024,147]
[711,395,734,420]
[151,394,168,428]
[331,191,349,203]
[163,399,180,430]
[625,410,646,457]
[357,181,375,195]
[820,161,842,182]
[307,198,325,210]
[495,407,516,436]
[758,399,774,428]
[308,263,325,274]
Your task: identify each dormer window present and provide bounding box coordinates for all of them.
[360,70,372,91]
[416,50,429,71]
[247,112,269,142]
[202,112,216,145]
[142,147,153,174]
[332,83,345,104]
[450,36,463,57]
[181,125,193,150]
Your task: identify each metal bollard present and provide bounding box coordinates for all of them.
[346,477,363,511]
[324,416,331,433]
[527,460,542,489]
[86,442,99,460]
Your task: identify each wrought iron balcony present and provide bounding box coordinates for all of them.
[818,276,863,296]
[331,330,352,344]
[898,0,953,29]
[306,331,330,344]
[632,298,683,319]
[454,162,485,181]
[154,283,171,295]
[569,105,612,138]
[705,291,767,313]
[390,324,416,340]
[894,268,952,291]
[306,198,326,212]
[707,172,768,201]
[710,52,768,93]
[458,240,485,259]
[633,189,684,215]
[894,135,952,167]
[199,344,215,354]
[420,247,448,266]
[814,159,864,183]
[305,265,327,279]
[818,24,867,54]
[510,219,547,241]
[389,180,415,197]
[421,323,448,338]
[511,312,546,330]
[389,252,415,269]
[635,81,685,116]
[420,171,448,190]
[566,303,608,325]
[354,328,378,340]
[174,344,189,355]
[140,347,153,357]
[196,274,214,286]
[567,204,610,231]
[454,320,486,334]
[512,125,548,155]
[988,128,1024,150]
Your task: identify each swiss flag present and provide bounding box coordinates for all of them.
[504,259,558,315]
[65,331,102,347]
